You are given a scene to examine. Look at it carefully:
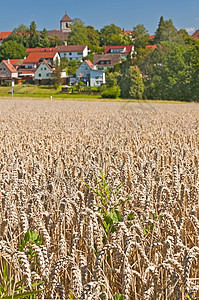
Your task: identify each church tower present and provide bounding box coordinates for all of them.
[60,13,72,32]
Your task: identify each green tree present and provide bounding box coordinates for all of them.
[100,24,122,46]
[48,35,63,47]
[133,24,150,50]
[86,25,100,52]
[154,17,184,45]
[3,24,29,48]
[118,66,144,99]
[28,21,40,48]
[52,58,62,87]
[0,40,26,60]
[68,18,89,45]
[40,28,50,47]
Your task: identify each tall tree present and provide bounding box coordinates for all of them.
[0,40,26,60]
[40,28,50,47]
[100,24,122,46]
[132,24,150,50]
[86,26,100,52]
[67,19,89,45]
[118,66,144,99]
[28,21,40,48]
[154,17,184,45]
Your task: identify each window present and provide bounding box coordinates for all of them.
[78,52,83,55]
[44,68,46,70]
[0,68,2,70]
[41,68,43,70]
[66,22,68,28]
[38,74,41,77]
[46,73,49,77]
[69,52,72,55]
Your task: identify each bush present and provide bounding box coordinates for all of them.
[1,81,10,87]
[101,86,121,99]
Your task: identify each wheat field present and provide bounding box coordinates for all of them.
[0,99,199,300]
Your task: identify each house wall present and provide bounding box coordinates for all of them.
[25,63,37,69]
[35,62,52,80]
[76,61,91,81]
[90,70,105,87]
[0,62,18,79]
[59,46,88,61]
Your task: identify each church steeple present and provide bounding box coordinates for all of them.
[60,13,72,32]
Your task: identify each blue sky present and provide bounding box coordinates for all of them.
[0,0,198,34]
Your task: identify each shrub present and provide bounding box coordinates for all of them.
[101,86,121,99]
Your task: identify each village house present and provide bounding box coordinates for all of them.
[34,60,55,85]
[93,53,122,71]
[24,51,60,69]
[0,59,18,85]
[90,69,105,87]
[55,45,89,61]
[76,60,94,84]
[104,45,134,59]
[76,59,105,87]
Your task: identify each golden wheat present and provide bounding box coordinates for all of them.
[0,100,199,299]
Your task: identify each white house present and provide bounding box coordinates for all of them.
[90,69,105,87]
[76,60,106,87]
[55,45,89,61]
[34,60,55,84]
[76,60,94,84]
[0,60,18,84]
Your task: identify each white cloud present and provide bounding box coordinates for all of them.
[185,27,195,34]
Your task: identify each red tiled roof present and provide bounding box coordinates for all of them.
[26,47,56,53]
[0,32,12,40]
[55,45,87,52]
[104,45,133,54]
[2,60,18,73]
[192,30,199,39]
[84,60,94,69]
[24,51,58,63]
[60,13,72,22]
[149,35,156,40]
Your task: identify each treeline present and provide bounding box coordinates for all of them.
[0,17,199,101]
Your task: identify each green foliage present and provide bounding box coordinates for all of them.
[84,170,129,240]
[0,40,26,60]
[155,16,184,45]
[19,230,42,252]
[40,28,50,47]
[119,66,144,99]
[0,262,43,299]
[101,86,121,98]
[112,294,124,300]
[28,21,40,48]
[100,24,122,46]
[132,24,150,50]
[68,18,89,45]
[127,212,134,220]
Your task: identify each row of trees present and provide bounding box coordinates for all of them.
[100,17,199,101]
[0,21,63,61]
[0,16,199,101]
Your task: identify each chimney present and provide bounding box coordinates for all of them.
[7,59,10,64]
